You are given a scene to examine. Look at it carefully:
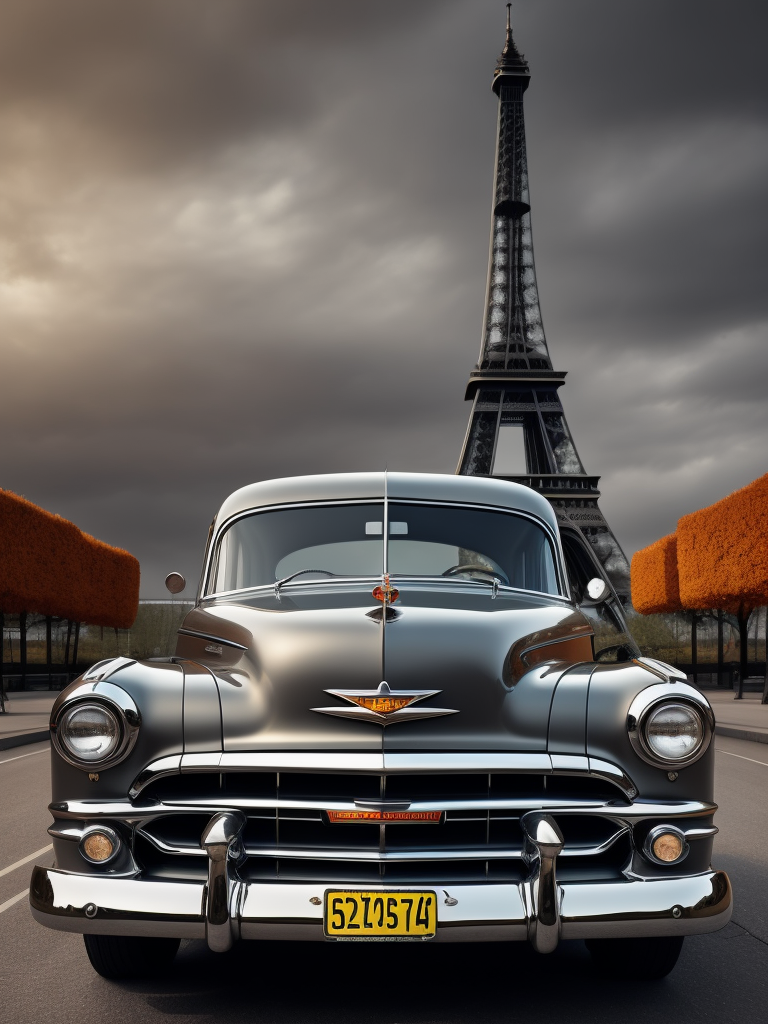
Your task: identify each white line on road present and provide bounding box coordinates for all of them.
[716,747,768,769]
[0,844,53,879]
[0,747,48,766]
[0,889,28,915]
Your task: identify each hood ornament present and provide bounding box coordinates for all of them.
[372,574,399,605]
[312,680,458,726]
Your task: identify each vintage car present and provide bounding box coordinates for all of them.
[31,472,731,979]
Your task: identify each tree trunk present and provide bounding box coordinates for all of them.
[64,619,72,672]
[717,610,724,686]
[46,616,52,688]
[0,611,5,712]
[20,611,27,689]
[735,609,750,700]
[691,614,698,684]
[71,622,80,674]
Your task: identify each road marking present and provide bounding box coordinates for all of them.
[0,844,53,879]
[0,889,28,915]
[716,747,768,769]
[0,747,48,766]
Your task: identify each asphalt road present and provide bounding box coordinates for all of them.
[1,737,766,1024]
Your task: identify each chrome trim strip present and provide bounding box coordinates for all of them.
[550,755,589,772]
[128,755,182,800]
[222,752,387,772]
[48,825,87,842]
[177,628,248,651]
[382,753,553,773]
[135,830,628,863]
[81,657,137,682]
[684,826,718,841]
[30,867,732,942]
[127,752,639,800]
[587,758,637,799]
[181,753,221,769]
[54,796,717,822]
[635,657,688,684]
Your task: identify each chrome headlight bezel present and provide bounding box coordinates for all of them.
[51,682,141,770]
[627,684,714,769]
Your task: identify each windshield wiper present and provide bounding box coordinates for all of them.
[390,573,502,599]
[274,569,337,599]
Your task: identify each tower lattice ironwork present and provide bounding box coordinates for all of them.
[457,7,631,602]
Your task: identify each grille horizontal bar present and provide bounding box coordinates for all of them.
[137,834,628,862]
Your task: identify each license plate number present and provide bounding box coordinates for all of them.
[324,890,436,940]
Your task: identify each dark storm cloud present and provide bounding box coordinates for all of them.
[0,0,766,595]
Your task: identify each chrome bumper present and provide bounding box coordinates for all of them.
[30,864,731,947]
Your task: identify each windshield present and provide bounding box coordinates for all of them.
[208,501,561,596]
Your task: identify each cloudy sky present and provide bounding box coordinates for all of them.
[1,0,766,597]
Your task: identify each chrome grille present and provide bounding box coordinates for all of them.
[135,770,631,884]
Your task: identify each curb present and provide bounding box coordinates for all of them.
[0,731,50,751]
[715,724,768,746]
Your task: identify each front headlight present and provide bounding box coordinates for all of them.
[627,684,713,769]
[51,682,141,770]
[644,702,703,762]
[58,703,121,763]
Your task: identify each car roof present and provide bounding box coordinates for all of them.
[214,472,559,533]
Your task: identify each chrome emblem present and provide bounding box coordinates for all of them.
[312,681,458,726]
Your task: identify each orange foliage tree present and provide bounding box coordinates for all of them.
[0,490,140,628]
[677,474,768,699]
[631,475,768,700]
[631,533,681,615]
[631,532,703,677]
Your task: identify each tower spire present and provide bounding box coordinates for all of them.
[495,4,529,83]
[457,14,632,604]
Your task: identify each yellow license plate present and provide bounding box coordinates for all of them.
[324,890,436,940]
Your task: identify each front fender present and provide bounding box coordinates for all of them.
[50,658,187,804]
[586,662,714,804]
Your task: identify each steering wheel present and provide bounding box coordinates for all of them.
[442,563,509,586]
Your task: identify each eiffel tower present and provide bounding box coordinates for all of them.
[457,6,631,604]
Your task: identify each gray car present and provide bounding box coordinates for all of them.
[31,472,731,979]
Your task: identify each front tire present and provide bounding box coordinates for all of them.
[586,935,684,980]
[83,935,181,980]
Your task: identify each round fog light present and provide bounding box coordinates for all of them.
[80,827,120,864]
[653,833,683,862]
[644,825,688,866]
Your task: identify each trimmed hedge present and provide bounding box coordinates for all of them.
[0,489,139,628]
[631,533,681,614]
[677,474,768,618]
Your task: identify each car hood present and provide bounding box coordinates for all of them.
[177,585,593,753]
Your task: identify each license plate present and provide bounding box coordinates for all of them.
[324,890,436,940]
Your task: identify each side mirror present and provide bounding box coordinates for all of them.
[586,577,609,602]
[165,572,186,595]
